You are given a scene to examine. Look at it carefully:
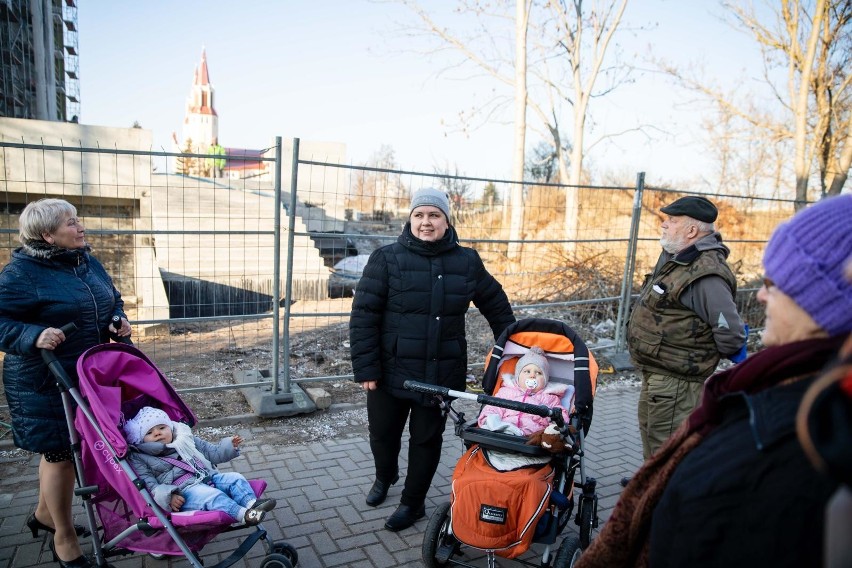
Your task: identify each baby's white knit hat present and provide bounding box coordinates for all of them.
[123,406,171,445]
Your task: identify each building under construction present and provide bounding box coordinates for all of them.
[0,0,79,122]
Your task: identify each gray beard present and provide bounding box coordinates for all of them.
[660,235,685,255]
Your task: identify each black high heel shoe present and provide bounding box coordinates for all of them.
[48,541,93,567]
[27,513,90,538]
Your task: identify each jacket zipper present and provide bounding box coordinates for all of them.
[74,264,103,343]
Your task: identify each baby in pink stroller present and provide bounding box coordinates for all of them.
[70,342,298,568]
[123,406,276,525]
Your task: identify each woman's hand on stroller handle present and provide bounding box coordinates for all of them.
[36,322,75,351]
[107,315,133,345]
[40,323,78,389]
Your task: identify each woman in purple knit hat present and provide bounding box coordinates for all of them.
[576,194,852,568]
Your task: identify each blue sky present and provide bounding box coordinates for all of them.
[77,1,768,186]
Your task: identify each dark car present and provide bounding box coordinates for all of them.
[327,254,370,298]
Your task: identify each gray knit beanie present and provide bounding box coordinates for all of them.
[410,187,451,221]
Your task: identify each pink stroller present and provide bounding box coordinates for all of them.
[44,325,298,568]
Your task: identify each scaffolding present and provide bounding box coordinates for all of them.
[60,0,79,121]
[0,0,79,121]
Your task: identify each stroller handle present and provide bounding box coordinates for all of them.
[404,380,451,397]
[41,322,79,392]
[106,315,133,345]
[404,379,564,427]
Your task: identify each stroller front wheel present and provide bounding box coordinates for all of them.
[271,542,299,566]
[422,501,459,567]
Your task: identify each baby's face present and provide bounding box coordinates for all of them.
[519,364,546,392]
[143,423,173,444]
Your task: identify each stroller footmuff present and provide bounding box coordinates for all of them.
[451,445,554,559]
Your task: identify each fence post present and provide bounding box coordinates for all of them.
[270,136,285,395]
[613,172,645,355]
[276,137,300,396]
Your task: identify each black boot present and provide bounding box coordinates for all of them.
[366,474,399,507]
[384,503,425,532]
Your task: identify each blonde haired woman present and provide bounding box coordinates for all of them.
[0,198,130,567]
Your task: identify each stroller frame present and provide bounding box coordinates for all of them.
[41,324,297,568]
[406,318,600,568]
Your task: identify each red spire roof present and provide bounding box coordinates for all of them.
[196,48,211,86]
[188,47,217,116]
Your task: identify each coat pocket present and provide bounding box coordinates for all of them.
[628,329,663,360]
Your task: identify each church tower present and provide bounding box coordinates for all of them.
[172,48,219,174]
[182,48,218,151]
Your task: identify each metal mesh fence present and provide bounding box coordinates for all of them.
[0,136,799,413]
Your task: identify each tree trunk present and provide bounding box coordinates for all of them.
[791,0,827,209]
[827,129,852,195]
[508,0,530,259]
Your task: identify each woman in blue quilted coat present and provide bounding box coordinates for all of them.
[350,187,515,532]
[0,198,131,568]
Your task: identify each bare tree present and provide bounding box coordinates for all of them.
[700,102,789,198]
[348,145,409,217]
[394,0,632,243]
[539,0,629,241]
[433,161,474,217]
[396,0,530,256]
[509,0,532,258]
[660,0,851,207]
[809,0,852,196]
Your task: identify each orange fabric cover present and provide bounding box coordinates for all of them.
[450,446,553,558]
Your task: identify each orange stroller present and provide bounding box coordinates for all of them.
[406,318,599,568]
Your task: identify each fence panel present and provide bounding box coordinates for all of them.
[0,135,800,420]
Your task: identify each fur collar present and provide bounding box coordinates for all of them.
[22,240,91,261]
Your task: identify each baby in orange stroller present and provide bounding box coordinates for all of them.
[406,318,599,568]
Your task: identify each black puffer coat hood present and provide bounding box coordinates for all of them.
[350,223,514,402]
[0,245,125,453]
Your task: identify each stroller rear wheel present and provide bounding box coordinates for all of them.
[422,501,460,567]
[553,533,582,568]
[259,553,293,568]
[272,542,299,566]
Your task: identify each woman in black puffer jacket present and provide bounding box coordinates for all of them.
[0,198,131,568]
[350,187,515,532]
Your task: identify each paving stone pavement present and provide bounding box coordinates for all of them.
[0,385,641,568]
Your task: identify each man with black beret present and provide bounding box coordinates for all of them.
[626,195,746,463]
